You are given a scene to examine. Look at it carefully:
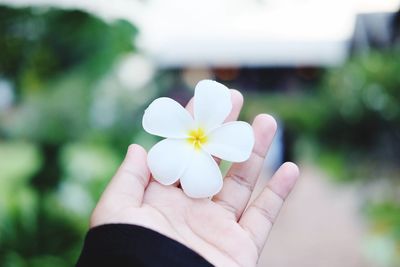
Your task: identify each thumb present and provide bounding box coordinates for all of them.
[100,144,151,206]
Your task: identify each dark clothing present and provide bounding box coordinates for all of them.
[76,224,213,267]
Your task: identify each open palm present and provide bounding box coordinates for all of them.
[90,91,299,267]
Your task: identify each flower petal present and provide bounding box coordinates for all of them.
[143,97,194,138]
[180,150,223,198]
[194,80,232,131]
[148,139,194,185]
[202,121,254,162]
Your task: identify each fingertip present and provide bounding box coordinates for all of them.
[127,144,147,158]
[281,161,300,178]
[251,114,277,157]
[185,98,194,115]
[268,162,300,199]
[122,144,150,184]
[253,114,277,132]
[223,89,244,122]
[230,89,244,106]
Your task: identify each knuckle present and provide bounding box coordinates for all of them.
[214,197,238,217]
[252,204,276,224]
[226,173,254,192]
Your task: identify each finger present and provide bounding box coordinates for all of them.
[213,114,277,220]
[100,144,151,206]
[239,162,299,254]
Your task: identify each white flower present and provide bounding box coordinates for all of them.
[142,80,254,198]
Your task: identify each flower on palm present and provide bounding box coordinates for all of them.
[142,80,254,198]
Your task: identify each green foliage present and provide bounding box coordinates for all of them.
[0,6,136,91]
[0,5,140,267]
[244,49,400,261]
[244,49,400,180]
[364,202,400,266]
[367,202,400,241]
[322,50,400,154]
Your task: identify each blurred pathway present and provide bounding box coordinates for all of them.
[256,164,372,267]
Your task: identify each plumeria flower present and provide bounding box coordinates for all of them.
[142,80,254,198]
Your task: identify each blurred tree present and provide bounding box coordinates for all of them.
[243,48,400,264]
[0,6,140,267]
[244,49,400,181]
[0,6,135,93]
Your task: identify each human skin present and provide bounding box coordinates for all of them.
[90,90,299,267]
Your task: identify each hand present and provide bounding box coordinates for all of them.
[90,90,299,267]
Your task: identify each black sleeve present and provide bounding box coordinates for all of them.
[76,224,214,267]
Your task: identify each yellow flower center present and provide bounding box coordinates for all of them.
[187,128,208,150]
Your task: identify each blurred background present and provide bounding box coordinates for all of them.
[0,0,400,266]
